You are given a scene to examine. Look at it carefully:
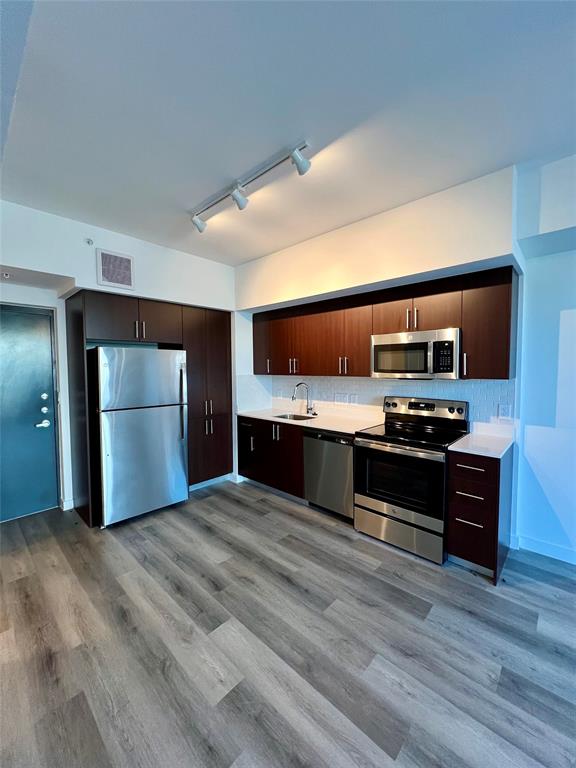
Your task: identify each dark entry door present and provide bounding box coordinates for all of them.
[0,305,59,522]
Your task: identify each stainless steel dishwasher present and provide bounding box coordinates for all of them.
[303,430,354,518]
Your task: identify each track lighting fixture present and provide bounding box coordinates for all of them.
[231,185,249,211]
[190,141,311,232]
[191,214,207,233]
[290,148,311,176]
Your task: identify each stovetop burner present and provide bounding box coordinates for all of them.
[356,396,469,452]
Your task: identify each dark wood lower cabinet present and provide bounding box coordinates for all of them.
[238,417,303,498]
[446,448,513,584]
[188,415,232,486]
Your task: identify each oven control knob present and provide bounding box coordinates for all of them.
[392,402,398,408]
[456,407,464,415]
[448,406,455,414]
[384,402,391,408]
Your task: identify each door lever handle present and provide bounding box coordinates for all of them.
[35,419,51,428]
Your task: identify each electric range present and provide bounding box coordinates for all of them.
[353,396,469,564]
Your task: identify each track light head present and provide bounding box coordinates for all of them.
[290,148,311,176]
[191,214,207,233]
[231,185,249,211]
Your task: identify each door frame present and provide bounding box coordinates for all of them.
[0,302,62,517]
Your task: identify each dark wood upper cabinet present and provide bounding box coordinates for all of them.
[342,305,372,376]
[84,291,139,341]
[461,282,512,379]
[253,314,271,374]
[412,292,461,331]
[294,311,343,376]
[372,298,413,334]
[205,309,232,415]
[269,317,295,375]
[138,299,182,344]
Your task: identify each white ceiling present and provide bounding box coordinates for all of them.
[2,1,575,266]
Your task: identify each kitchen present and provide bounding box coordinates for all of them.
[1,2,575,767]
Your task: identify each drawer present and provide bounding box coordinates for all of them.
[449,451,499,487]
[449,475,498,512]
[446,514,495,570]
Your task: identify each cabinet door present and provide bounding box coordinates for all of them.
[205,310,232,415]
[138,299,182,344]
[269,317,294,375]
[461,283,512,379]
[273,422,304,497]
[84,292,139,341]
[237,418,275,485]
[204,414,232,481]
[253,315,271,374]
[342,305,372,376]
[293,311,343,376]
[182,307,207,417]
[187,416,207,486]
[412,292,461,332]
[372,298,413,334]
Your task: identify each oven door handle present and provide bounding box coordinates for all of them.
[354,438,445,463]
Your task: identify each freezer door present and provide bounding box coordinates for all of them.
[98,347,186,410]
[100,404,188,526]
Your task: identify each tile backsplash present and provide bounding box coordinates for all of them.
[269,376,515,425]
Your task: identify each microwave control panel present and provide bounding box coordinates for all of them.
[432,340,454,373]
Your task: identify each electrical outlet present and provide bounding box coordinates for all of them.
[498,403,513,421]
[335,392,348,404]
[349,393,359,404]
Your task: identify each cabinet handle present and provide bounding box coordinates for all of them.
[289,358,292,374]
[250,436,255,452]
[205,419,209,435]
[266,358,270,374]
[141,320,146,340]
[276,424,280,440]
[338,357,342,375]
[209,399,213,415]
[293,358,298,373]
[344,357,349,375]
[456,463,485,473]
[134,320,139,339]
[210,418,214,435]
[456,490,485,501]
[204,400,208,416]
[413,307,418,330]
[406,308,410,330]
[463,352,467,377]
[455,517,484,529]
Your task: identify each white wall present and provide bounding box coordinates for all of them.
[235,167,515,310]
[1,200,235,309]
[0,282,73,508]
[515,249,576,564]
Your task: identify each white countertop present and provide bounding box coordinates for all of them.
[236,408,382,436]
[448,432,514,460]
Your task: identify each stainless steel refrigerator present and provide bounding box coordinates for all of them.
[92,346,188,526]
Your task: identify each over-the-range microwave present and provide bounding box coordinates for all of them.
[371,328,460,379]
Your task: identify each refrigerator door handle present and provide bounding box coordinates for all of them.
[180,405,185,440]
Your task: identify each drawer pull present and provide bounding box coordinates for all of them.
[456,490,485,501]
[456,463,485,473]
[455,517,484,529]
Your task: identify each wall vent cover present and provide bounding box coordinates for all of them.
[96,249,135,290]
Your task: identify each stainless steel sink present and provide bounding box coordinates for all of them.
[275,413,316,421]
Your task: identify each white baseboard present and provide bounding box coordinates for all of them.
[518,535,576,565]
[61,499,75,511]
[509,534,520,550]
[188,474,234,492]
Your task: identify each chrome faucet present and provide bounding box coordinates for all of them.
[292,381,317,415]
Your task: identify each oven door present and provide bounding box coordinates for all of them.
[354,439,446,533]
[371,335,432,379]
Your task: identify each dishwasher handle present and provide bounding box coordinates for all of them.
[304,431,354,446]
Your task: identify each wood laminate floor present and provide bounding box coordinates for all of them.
[1,481,575,768]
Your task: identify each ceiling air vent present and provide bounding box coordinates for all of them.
[96,249,135,290]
